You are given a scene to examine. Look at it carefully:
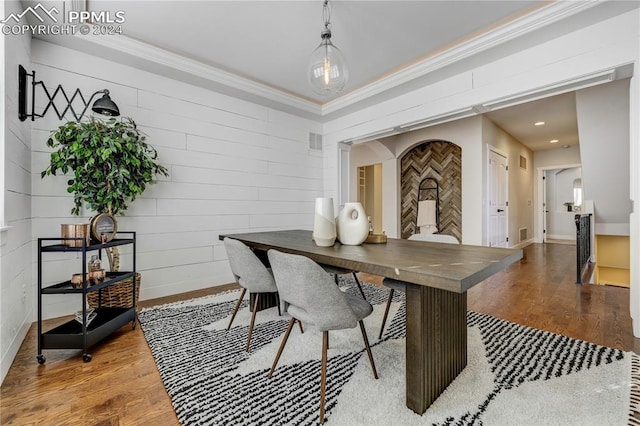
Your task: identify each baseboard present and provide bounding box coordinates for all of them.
[511,239,535,250]
[1,311,33,385]
[547,234,575,241]
[140,279,233,301]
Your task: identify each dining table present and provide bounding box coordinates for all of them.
[219,229,523,415]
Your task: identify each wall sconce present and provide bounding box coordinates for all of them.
[18,65,120,122]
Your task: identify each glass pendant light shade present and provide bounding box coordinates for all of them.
[308,31,348,96]
[308,0,348,97]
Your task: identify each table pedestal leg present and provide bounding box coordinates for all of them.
[249,292,278,312]
[405,283,467,414]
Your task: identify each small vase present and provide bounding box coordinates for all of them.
[313,197,336,246]
[336,202,369,245]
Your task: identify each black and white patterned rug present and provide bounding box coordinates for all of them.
[138,279,639,425]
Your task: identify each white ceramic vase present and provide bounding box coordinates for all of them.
[313,197,336,246]
[336,202,369,245]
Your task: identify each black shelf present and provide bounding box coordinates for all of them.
[41,307,135,350]
[37,231,136,363]
[40,236,135,253]
[41,271,135,294]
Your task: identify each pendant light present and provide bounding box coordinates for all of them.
[308,0,348,96]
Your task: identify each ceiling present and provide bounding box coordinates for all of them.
[484,92,579,152]
[87,0,544,104]
[27,0,624,151]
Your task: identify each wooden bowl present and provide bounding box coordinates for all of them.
[365,233,387,244]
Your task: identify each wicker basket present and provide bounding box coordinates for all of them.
[87,273,141,309]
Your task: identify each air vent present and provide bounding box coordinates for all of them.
[309,132,323,151]
[519,227,528,243]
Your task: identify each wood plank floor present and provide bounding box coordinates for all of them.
[1,243,637,425]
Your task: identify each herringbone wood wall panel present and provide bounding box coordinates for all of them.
[400,141,462,240]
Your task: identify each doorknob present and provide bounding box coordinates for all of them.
[497,209,504,212]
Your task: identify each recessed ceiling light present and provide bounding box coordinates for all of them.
[562,145,570,149]
[534,121,545,126]
[549,139,559,143]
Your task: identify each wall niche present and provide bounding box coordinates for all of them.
[400,140,462,241]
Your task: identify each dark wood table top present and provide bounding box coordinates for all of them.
[220,229,523,293]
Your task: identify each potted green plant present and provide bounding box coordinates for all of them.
[42,116,168,219]
[41,116,168,304]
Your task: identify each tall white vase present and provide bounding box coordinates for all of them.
[313,197,336,246]
[336,202,369,245]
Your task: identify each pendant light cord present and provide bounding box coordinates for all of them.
[322,0,331,32]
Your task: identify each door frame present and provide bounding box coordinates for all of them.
[535,163,581,243]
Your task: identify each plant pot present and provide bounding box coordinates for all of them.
[60,223,90,247]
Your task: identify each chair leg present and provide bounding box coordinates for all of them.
[352,272,367,300]
[268,317,296,378]
[378,289,395,340]
[275,293,282,316]
[320,330,329,424]
[333,273,339,286]
[298,320,304,334]
[227,288,246,330]
[245,293,260,352]
[359,320,378,379]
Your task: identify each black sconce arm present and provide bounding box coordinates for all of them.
[18,65,120,122]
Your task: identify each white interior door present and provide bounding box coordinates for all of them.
[488,149,508,247]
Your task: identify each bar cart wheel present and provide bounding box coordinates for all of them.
[36,354,46,364]
[82,353,92,363]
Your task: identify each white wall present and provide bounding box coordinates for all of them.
[29,40,323,319]
[630,65,640,336]
[534,145,581,168]
[1,1,33,384]
[576,79,631,235]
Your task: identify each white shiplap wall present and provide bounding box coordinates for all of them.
[1,1,33,383]
[30,40,323,319]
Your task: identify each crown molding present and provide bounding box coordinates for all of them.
[71,32,323,116]
[320,0,601,115]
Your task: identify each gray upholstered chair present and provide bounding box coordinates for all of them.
[378,233,460,339]
[267,249,378,425]
[223,237,280,352]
